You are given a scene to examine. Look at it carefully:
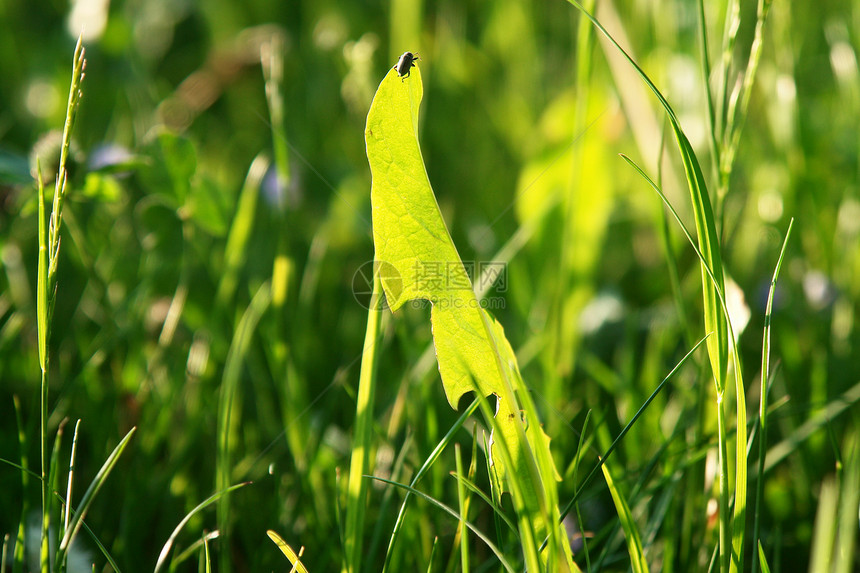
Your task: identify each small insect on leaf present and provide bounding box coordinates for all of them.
[395,51,419,80]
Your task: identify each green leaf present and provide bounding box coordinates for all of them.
[141,128,197,205]
[365,65,576,571]
[367,64,525,496]
[80,172,122,202]
[188,176,231,237]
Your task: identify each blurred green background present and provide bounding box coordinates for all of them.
[1,0,858,571]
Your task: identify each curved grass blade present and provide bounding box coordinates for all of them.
[563,4,741,567]
[154,482,250,573]
[49,494,125,573]
[449,471,517,536]
[368,476,515,573]
[216,153,269,307]
[169,530,219,572]
[55,427,136,570]
[267,530,309,573]
[619,152,746,572]
[560,334,709,520]
[561,0,728,395]
[382,398,481,573]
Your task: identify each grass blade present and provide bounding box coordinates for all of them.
[382,398,481,572]
[216,282,272,571]
[757,541,771,573]
[55,427,136,569]
[60,420,81,547]
[618,152,748,572]
[453,444,469,573]
[561,335,710,519]
[563,7,740,568]
[751,219,793,573]
[369,476,515,573]
[154,482,250,573]
[34,34,86,573]
[215,153,269,308]
[343,269,383,573]
[169,531,219,572]
[600,460,648,573]
[267,530,309,573]
[12,395,29,573]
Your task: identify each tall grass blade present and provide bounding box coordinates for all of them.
[34,34,86,573]
[809,475,839,573]
[618,152,748,572]
[216,154,269,308]
[563,0,729,394]
[169,531,219,572]
[55,427,136,571]
[216,283,271,572]
[600,460,648,573]
[426,537,439,573]
[453,444,469,573]
[43,415,67,573]
[60,420,81,546]
[200,533,211,573]
[752,219,793,573]
[36,163,50,573]
[13,395,29,573]
[572,411,593,571]
[561,9,740,568]
[343,270,382,573]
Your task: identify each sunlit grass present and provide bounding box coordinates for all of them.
[1,1,858,572]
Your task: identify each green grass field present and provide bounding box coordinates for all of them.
[1,1,859,571]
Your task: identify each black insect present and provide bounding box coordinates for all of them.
[395,51,419,80]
